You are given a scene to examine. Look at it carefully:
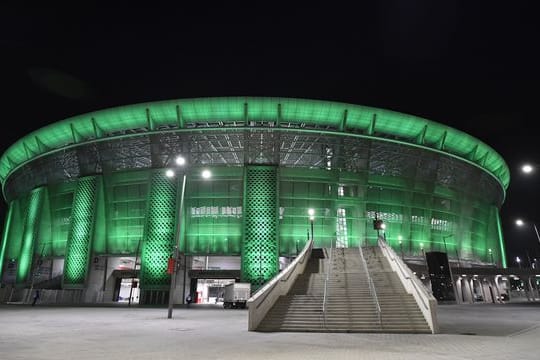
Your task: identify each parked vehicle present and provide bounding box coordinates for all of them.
[223,282,251,309]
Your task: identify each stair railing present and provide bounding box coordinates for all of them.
[322,241,334,328]
[246,238,313,331]
[358,243,382,328]
[377,236,438,333]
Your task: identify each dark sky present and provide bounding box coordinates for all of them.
[1,3,539,266]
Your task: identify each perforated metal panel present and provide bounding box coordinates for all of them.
[63,177,97,288]
[16,187,44,284]
[140,171,177,290]
[242,166,279,290]
[0,200,14,280]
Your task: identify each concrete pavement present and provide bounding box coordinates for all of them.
[0,302,539,360]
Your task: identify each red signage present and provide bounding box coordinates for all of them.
[167,258,175,274]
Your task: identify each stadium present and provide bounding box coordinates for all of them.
[0,97,509,306]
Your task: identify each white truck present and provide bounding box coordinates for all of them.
[223,282,251,309]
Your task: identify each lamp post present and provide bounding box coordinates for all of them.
[167,156,211,319]
[516,219,540,246]
[398,235,404,259]
[441,233,462,269]
[442,234,450,255]
[488,248,494,265]
[308,208,315,242]
[516,218,540,269]
[516,256,522,269]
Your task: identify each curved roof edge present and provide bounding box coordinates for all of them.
[0,96,510,190]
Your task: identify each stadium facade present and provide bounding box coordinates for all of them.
[0,97,509,304]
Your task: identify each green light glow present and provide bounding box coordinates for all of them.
[63,177,97,287]
[0,201,14,280]
[139,171,177,290]
[0,97,510,195]
[495,209,507,268]
[16,187,44,283]
[183,167,243,255]
[242,166,279,290]
[0,162,506,286]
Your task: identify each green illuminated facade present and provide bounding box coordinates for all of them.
[0,97,509,300]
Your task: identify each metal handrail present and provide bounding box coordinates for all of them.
[378,238,430,310]
[322,243,333,328]
[389,247,429,310]
[377,236,439,333]
[358,244,382,327]
[254,241,311,310]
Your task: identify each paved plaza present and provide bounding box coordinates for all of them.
[1,302,539,360]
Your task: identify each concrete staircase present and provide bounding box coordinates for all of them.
[256,246,431,333]
[364,246,431,333]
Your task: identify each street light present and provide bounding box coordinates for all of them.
[442,233,461,268]
[488,248,494,265]
[516,256,522,269]
[521,163,535,174]
[442,234,450,254]
[167,158,211,319]
[398,235,404,259]
[201,169,212,179]
[515,218,540,245]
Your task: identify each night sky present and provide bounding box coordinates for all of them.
[1,3,539,266]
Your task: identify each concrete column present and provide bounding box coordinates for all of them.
[527,276,536,302]
[482,277,495,303]
[494,275,505,302]
[455,278,463,303]
[462,277,473,303]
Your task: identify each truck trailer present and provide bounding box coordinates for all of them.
[223,282,251,309]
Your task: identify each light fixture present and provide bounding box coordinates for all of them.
[201,169,212,179]
[175,156,186,166]
[522,164,534,174]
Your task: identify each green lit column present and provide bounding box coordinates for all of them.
[0,201,15,281]
[495,208,507,268]
[140,170,178,292]
[241,166,279,291]
[63,177,98,288]
[1,199,24,285]
[16,187,45,285]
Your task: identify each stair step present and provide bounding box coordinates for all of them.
[258,246,431,334]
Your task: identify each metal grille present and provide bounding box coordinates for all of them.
[242,166,279,290]
[140,171,177,290]
[3,129,504,208]
[63,177,97,288]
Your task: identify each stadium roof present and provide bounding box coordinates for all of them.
[0,97,510,191]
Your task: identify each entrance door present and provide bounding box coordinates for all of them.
[195,278,235,304]
[113,277,140,304]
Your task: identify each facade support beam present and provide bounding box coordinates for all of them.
[241,166,279,291]
[63,177,98,288]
